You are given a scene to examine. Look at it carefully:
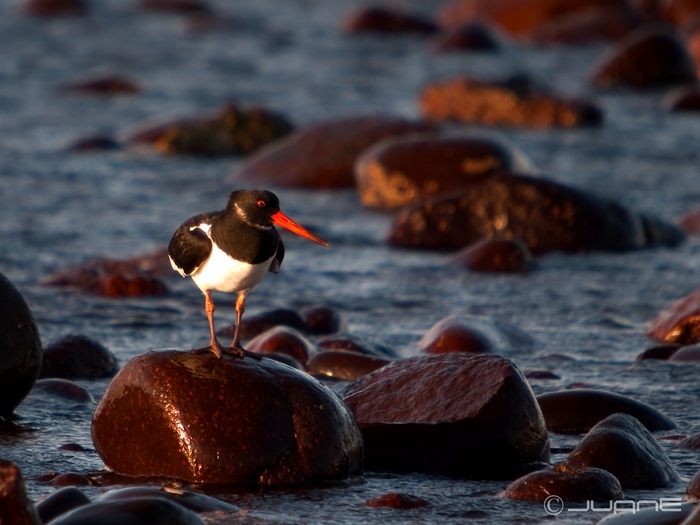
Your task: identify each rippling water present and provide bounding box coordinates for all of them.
[1,0,700,523]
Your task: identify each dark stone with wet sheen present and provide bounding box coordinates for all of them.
[648,288,700,345]
[97,487,239,513]
[318,335,399,359]
[231,115,433,189]
[306,351,391,381]
[450,238,532,273]
[591,25,698,89]
[504,466,623,502]
[0,460,41,525]
[537,389,675,433]
[636,345,680,361]
[40,335,118,379]
[420,77,603,128]
[246,326,317,364]
[31,379,95,403]
[47,497,205,525]
[418,317,493,354]
[0,272,42,421]
[301,306,343,335]
[387,172,683,254]
[668,344,700,361]
[218,308,305,340]
[92,350,363,485]
[366,492,430,509]
[343,353,550,478]
[35,487,91,524]
[355,134,531,209]
[564,413,679,489]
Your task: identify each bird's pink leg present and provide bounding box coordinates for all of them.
[192,291,223,358]
[223,292,261,360]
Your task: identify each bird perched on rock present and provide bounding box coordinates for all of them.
[168,189,328,358]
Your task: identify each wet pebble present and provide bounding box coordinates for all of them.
[418,316,493,354]
[306,351,391,380]
[50,473,92,487]
[40,334,118,379]
[343,353,549,477]
[31,379,94,403]
[58,76,140,95]
[648,288,700,345]
[36,487,91,524]
[92,350,363,484]
[636,345,681,361]
[231,115,433,189]
[524,370,561,380]
[504,466,623,502]
[343,6,439,35]
[537,389,675,433]
[65,136,121,152]
[246,326,317,364]
[563,413,679,489]
[366,492,430,509]
[0,460,41,525]
[591,25,698,89]
[450,238,533,274]
[219,308,305,340]
[0,272,43,421]
[301,306,343,335]
[419,75,603,128]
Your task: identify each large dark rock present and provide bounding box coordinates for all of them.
[40,335,118,379]
[47,498,205,525]
[230,115,433,189]
[419,76,603,128]
[648,288,700,345]
[537,389,675,433]
[92,350,363,485]
[504,466,623,502]
[343,353,550,478]
[355,134,533,209]
[563,413,679,489]
[591,25,698,89]
[0,460,41,525]
[0,272,42,421]
[35,487,91,524]
[386,172,684,254]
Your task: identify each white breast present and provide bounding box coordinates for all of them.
[191,241,273,294]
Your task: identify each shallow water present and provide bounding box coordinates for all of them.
[1,0,700,523]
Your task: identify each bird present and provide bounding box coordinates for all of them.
[168,189,328,359]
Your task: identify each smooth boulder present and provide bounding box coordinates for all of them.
[537,389,675,433]
[230,115,433,189]
[92,350,363,485]
[387,172,683,254]
[648,288,700,345]
[47,498,205,525]
[306,351,391,381]
[246,326,317,364]
[563,413,679,489]
[504,466,623,502]
[40,335,118,379]
[343,353,550,478]
[450,238,532,273]
[0,272,42,421]
[354,134,533,209]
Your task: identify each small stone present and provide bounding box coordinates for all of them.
[648,288,700,345]
[418,317,492,354]
[306,351,391,380]
[636,345,680,361]
[40,335,118,379]
[343,6,438,34]
[19,0,87,16]
[431,22,502,52]
[450,238,532,273]
[246,326,317,364]
[138,0,211,13]
[524,370,561,380]
[32,379,95,403]
[50,473,92,487]
[66,136,121,152]
[504,466,623,502]
[218,308,305,340]
[58,76,140,95]
[301,306,343,335]
[366,492,430,509]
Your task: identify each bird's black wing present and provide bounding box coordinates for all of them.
[168,212,218,276]
[269,237,284,274]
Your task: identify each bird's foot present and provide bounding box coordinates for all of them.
[222,343,262,361]
[191,342,224,358]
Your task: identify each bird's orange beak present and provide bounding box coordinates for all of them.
[272,211,329,246]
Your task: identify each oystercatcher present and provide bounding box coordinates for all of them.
[168,189,328,358]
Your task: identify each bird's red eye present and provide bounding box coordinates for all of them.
[257,200,266,208]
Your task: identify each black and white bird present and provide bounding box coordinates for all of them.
[168,189,328,358]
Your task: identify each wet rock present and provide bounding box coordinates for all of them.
[0,460,41,525]
[677,208,700,233]
[591,25,698,89]
[301,306,343,335]
[138,0,211,14]
[678,433,700,450]
[19,0,87,16]
[450,238,533,273]
[46,251,170,298]
[689,469,700,499]
[36,487,91,524]
[92,350,363,484]
[596,502,697,525]
[648,288,700,345]
[58,76,140,95]
[318,335,399,359]
[537,389,676,433]
[231,115,434,189]
[263,353,304,370]
[387,172,680,254]
[366,492,430,509]
[355,134,533,209]
[504,466,623,502]
[418,316,493,354]
[532,8,644,45]
[246,326,317,364]
[436,0,628,36]
[420,76,603,128]
[343,7,439,34]
[640,213,688,248]
[40,335,118,379]
[50,473,92,487]
[66,136,121,152]
[47,498,205,525]
[431,22,503,52]
[343,353,550,477]
[31,379,94,403]
[636,345,680,361]
[306,351,391,380]
[668,344,700,361]
[58,443,91,452]
[0,272,42,421]
[97,487,238,512]
[663,86,700,112]
[524,369,561,380]
[127,103,292,157]
[563,413,679,489]
[218,308,305,340]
